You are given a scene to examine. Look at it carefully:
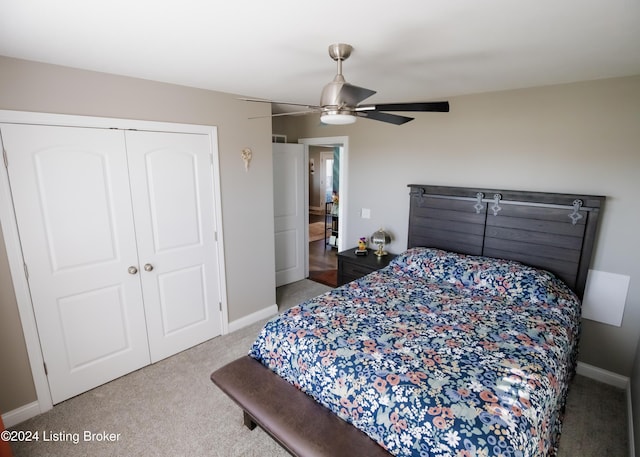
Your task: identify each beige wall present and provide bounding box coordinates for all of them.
[274,75,640,377]
[308,146,333,209]
[0,56,276,414]
[0,223,35,412]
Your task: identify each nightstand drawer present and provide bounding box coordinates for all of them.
[337,248,397,287]
[340,261,377,278]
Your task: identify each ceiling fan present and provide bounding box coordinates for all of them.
[241,43,450,125]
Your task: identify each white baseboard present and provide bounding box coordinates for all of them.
[227,304,278,334]
[2,401,40,428]
[576,361,629,389]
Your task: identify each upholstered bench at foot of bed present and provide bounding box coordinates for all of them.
[211,355,390,457]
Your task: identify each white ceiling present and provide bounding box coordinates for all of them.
[1,0,639,110]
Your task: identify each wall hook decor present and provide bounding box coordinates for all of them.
[241,148,252,171]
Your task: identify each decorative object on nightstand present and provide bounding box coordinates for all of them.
[356,237,367,254]
[371,228,391,257]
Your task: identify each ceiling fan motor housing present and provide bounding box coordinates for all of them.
[320,78,356,115]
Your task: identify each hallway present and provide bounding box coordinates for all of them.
[308,213,338,287]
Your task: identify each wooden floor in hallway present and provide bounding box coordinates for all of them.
[308,239,337,287]
[308,212,338,287]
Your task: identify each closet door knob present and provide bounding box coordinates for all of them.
[144,263,154,272]
[128,266,138,275]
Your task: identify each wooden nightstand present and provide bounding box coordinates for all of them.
[337,248,397,286]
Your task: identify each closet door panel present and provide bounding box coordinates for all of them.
[1,124,151,404]
[125,131,222,362]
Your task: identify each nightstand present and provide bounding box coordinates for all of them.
[337,248,397,286]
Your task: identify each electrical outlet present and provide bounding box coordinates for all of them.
[361,208,371,219]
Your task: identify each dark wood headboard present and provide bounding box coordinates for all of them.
[407,185,605,298]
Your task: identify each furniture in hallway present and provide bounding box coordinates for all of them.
[324,202,338,248]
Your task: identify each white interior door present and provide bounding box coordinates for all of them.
[1,124,150,404]
[125,131,222,362]
[273,143,305,287]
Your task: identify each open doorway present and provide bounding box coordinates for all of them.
[299,136,348,288]
[308,146,339,286]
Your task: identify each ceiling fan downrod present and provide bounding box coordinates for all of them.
[328,43,352,80]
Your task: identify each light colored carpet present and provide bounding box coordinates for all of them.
[558,373,629,456]
[10,319,289,457]
[276,278,331,312]
[9,280,628,457]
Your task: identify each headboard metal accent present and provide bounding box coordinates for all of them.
[569,199,584,225]
[407,185,605,298]
[474,192,485,214]
[491,193,502,216]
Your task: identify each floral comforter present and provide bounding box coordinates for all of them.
[250,248,581,457]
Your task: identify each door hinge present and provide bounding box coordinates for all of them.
[23,262,29,281]
[43,362,48,376]
[2,147,7,168]
[218,302,222,312]
[214,231,218,242]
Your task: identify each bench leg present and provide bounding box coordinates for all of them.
[243,411,257,430]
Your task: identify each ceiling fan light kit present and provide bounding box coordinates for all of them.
[320,112,357,125]
[242,43,449,125]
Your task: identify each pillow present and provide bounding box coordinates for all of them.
[389,247,568,303]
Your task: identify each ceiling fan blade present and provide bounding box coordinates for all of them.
[358,101,450,112]
[239,97,320,109]
[357,111,414,125]
[337,83,376,106]
[249,109,319,119]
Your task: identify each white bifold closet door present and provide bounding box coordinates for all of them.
[1,123,222,404]
[125,130,221,363]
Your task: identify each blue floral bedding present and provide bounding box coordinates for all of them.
[250,248,581,457]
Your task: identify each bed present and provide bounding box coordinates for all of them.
[211,185,604,457]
